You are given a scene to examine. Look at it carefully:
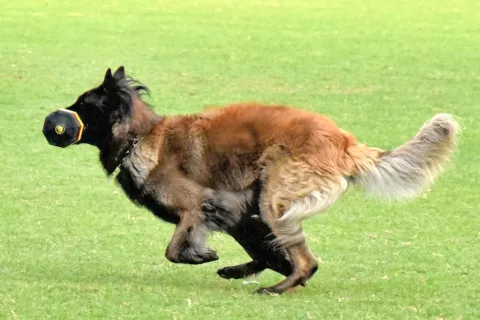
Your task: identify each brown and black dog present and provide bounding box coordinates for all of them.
[43,66,459,294]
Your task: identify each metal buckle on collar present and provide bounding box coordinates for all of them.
[118,137,143,169]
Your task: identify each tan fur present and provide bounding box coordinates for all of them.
[120,99,459,294]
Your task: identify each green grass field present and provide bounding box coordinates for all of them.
[1,0,479,319]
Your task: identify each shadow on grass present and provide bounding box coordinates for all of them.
[6,259,412,299]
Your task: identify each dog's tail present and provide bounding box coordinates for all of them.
[349,114,460,200]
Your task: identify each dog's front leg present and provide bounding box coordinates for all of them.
[165,213,218,265]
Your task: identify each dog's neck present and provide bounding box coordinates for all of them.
[100,96,163,175]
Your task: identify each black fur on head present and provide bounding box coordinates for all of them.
[65,66,154,174]
[65,66,149,147]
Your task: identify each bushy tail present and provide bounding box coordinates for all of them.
[352,114,460,200]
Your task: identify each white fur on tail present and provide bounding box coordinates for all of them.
[354,113,460,200]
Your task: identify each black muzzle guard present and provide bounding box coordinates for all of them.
[42,109,84,148]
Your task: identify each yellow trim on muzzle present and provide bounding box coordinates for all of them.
[58,108,85,145]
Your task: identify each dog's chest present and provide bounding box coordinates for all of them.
[116,149,180,224]
[121,146,157,187]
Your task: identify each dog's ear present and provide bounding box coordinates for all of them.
[113,66,125,81]
[103,68,117,90]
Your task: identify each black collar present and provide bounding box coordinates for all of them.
[114,116,163,173]
[114,137,143,172]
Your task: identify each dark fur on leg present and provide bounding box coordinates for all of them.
[202,188,255,231]
[165,217,218,265]
[217,260,265,279]
[177,226,219,265]
[227,213,292,278]
[201,181,293,278]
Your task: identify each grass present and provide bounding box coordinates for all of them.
[1,0,479,319]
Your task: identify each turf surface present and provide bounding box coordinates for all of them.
[1,0,479,319]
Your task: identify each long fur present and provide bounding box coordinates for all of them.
[351,113,460,200]
[51,66,460,294]
[273,179,348,248]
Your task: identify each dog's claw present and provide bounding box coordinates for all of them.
[255,287,283,295]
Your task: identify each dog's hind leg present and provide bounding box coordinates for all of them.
[256,183,347,294]
[255,148,348,294]
[201,184,294,279]
[218,216,293,279]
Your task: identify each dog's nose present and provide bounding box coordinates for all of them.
[42,109,84,148]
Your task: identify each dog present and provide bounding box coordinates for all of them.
[43,66,459,294]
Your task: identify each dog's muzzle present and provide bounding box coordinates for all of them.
[42,109,84,148]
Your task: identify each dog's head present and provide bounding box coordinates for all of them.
[42,66,147,148]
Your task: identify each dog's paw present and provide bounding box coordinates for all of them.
[178,248,219,265]
[217,266,247,279]
[200,248,219,263]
